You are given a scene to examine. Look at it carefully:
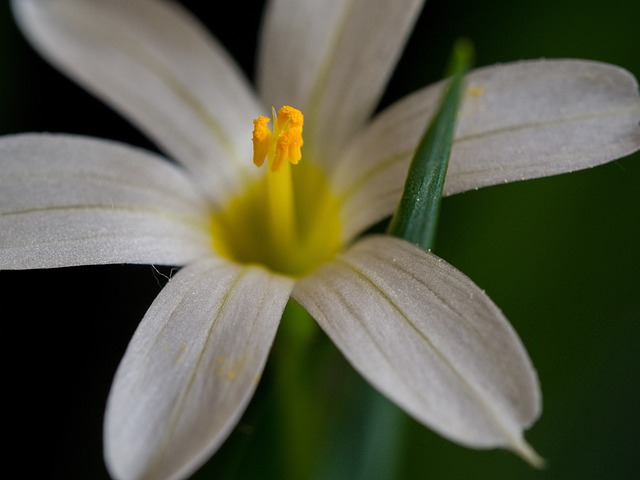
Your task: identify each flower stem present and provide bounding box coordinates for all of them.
[272,299,322,480]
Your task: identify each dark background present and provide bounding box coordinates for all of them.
[1,1,639,478]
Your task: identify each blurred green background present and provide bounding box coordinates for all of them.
[1,0,638,479]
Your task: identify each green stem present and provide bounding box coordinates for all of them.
[272,299,324,480]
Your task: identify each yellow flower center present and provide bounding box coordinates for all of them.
[210,106,342,277]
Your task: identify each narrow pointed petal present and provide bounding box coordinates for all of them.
[105,259,294,480]
[0,134,211,269]
[257,0,425,160]
[293,235,542,464]
[12,0,262,203]
[334,60,640,239]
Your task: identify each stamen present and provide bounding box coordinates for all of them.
[276,106,304,166]
[252,115,272,168]
[252,106,304,172]
[251,106,305,251]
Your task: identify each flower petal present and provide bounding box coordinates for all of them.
[335,60,640,239]
[257,0,425,160]
[0,134,211,269]
[293,235,543,464]
[12,0,262,202]
[105,258,294,480]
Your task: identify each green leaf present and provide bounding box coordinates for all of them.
[388,38,474,251]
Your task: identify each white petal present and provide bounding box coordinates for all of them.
[257,0,425,161]
[105,258,294,480]
[334,60,640,239]
[0,134,211,269]
[12,0,263,203]
[448,60,640,194]
[293,235,543,464]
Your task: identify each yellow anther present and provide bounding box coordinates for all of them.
[273,128,303,171]
[252,115,272,167]
[251,106,304,172]
[277,105,304,130]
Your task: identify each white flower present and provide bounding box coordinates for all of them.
[2,0,639,479]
